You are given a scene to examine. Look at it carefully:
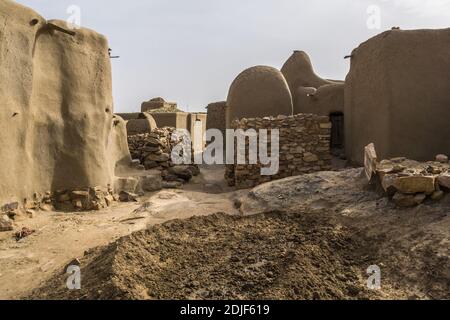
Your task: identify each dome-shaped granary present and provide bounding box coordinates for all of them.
[226,66,293,126]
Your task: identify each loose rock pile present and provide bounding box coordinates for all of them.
[128,128,177,170]
[0,187,118,233]
[366,145,450,207]
[128,127,199,187]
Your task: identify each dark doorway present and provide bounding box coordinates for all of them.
[330,112,344,150]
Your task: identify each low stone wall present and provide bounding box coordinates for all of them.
[226,114,332,189]
[128,128,176,170]
[365,145,450,207]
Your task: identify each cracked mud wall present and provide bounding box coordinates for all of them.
[0,1,131,204]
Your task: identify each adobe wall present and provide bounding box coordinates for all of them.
[345,29,450,165]
[293,83,344,116]
[141,98,178,112]
[225,114,332,189]
[187,113,207,150]
[115,113,142,121]
[151,112,189,129]
[206,101,227,135]
[0,1,131,206]
[281,51,344,116]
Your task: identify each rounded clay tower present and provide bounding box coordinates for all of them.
[226,66,293,127]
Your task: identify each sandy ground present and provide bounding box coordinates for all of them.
[0,165,242,299]
[1,165,449,300]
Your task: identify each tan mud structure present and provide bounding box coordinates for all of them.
[141,97,178,113]
[345,29,450,165]
[0,1,132,205]
[206,101,227,137]
[281,51,344,117]
[226,66,293,127]
[124,113,158,136]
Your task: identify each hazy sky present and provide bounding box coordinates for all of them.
[16,0,450,112]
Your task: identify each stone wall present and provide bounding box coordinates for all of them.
[226,114,332,189]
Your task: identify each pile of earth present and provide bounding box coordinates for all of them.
[28,211,380,300]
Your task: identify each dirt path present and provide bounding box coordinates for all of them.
[0,165,241,299]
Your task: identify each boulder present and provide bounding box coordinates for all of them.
[140,174,163,192]
[437,174,450,189]
[119,191,138,202]
[168,166,193,181]
[146,153,170,162]
[114,177,139,194]
[392,176,436,194]
[436,154,449,164]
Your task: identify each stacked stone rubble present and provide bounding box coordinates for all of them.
[128,127,177,170]
[226,114,332,189]
[369,153,450,207]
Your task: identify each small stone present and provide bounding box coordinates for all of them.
[119,191,138,202]
[147,153,170,162]
[114,177,139,194]
[435,154,449,164]
[431,190,444,201]
[14,227,35,241]
[303,152,319,163]
[61,194,72,203]
[140,174,163,192]
[40,204,54,212]
[26,209,36,218]
[1,201,19,213]
[162,181,183,189]
[168,166,193,181]
[104,194,115,206]
[70,190,89,200]
[319,122,332,129]
[392,192,424,207]
[437,174,450,189]
[0,216,13,232]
